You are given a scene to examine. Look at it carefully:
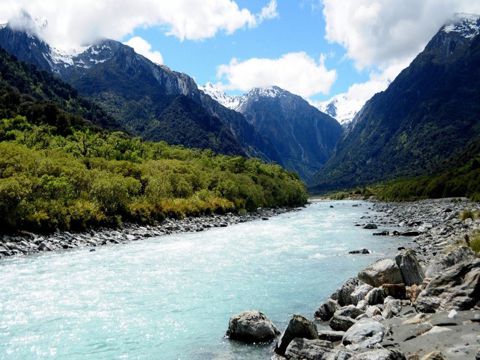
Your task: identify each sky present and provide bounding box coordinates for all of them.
[2,0,480,110]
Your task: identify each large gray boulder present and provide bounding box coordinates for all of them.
[226,310,279,343]
[416,260,480,312]
[365,288,385,305]
[275,315,319,355]
[332,278,361,306]
[425,246,476,278]
[315,298,338,321]
[358,259,403,287]
[351,284,374,305]
[329,314,356,331]
[334,305,364,319]
[395,249,425,285]
[382,297,402,319]
[342,318,386,349]
[284,338,334,359]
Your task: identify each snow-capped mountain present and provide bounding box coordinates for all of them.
[313,13,480,191]
[199,83,242,110]
[316,95,363,125]
[442,13,480,38]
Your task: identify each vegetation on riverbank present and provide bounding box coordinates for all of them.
[0,116,307,234]
[324,143,480,202]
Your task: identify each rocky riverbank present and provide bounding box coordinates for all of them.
[227,198,480,359]
[0,207,298,259]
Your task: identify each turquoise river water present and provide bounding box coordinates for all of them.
[0,201,406,359]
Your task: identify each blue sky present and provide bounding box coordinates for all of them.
[125,1,368,101]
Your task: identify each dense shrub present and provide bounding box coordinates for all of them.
[0,116,307,233]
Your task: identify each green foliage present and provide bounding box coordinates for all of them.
[0,116,307,234]
[470,232,480,253]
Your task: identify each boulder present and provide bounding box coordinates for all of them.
[226,310,279,343]
[275,315,318,355]
[351,284,374,305]
[382,297,402,319]
[425,246,476,278]
[315,298,338,321]
[364,306,382,318]
[416,260,480,312]
[334,305,364,319]
[284,338,334,360]
[332,278,361,306]
[349,249,371,254]
[350,349,406,360]
[358,259,403,287]
[381,284,406,300]
[395,249,425,286]
[342,318,386,349]
[356,300,368,311]
[363,224,378,229]
[317,330,345,342]
[365,288,385,305]
[329,314,356,331]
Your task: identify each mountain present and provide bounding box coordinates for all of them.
[312,13,480,192]
[202,84,343,182]
[0,46,119,131]
[316,94,363,125]
[0,22,268,157]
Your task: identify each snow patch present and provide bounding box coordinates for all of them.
[200,83,243,111]
[443,13,480,39]
[316,94,364,125]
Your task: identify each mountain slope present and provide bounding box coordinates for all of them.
[312,14,480,192]
[235,87,342,182]
[0,47,119,131]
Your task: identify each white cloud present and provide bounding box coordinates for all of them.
[257,0,278,23]
[216,52,337,98]
[124,36,163,64]
[323,0,480,70]
[0,0,277,49]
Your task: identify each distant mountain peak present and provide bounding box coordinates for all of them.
[442,13,480,39]
[199,82,242,110]
[246,86,286,98]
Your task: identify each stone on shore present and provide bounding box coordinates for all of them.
[416,260,480,312]
[275,314,318,356]
[314,298,338,321]
[329,314,356,331]
[226,310,279,343]
[331,278,361,306]
[317,330,345,342]
[334,305,364,319]
[365,287,385,305]
[351,284,374,305]
[358,259,403,287]
[284,338,334,359]
[395,249,425,286]
[424,246,476,278]
[350,349,406,360]
[363,224,378,229]
[342,318,386,349]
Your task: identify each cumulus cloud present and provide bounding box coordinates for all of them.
[216,52,337,98]
[323,0,480,69]
[124,36,163,64]
[0,0,278,48]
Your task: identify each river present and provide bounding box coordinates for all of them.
[0,200,406,359]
